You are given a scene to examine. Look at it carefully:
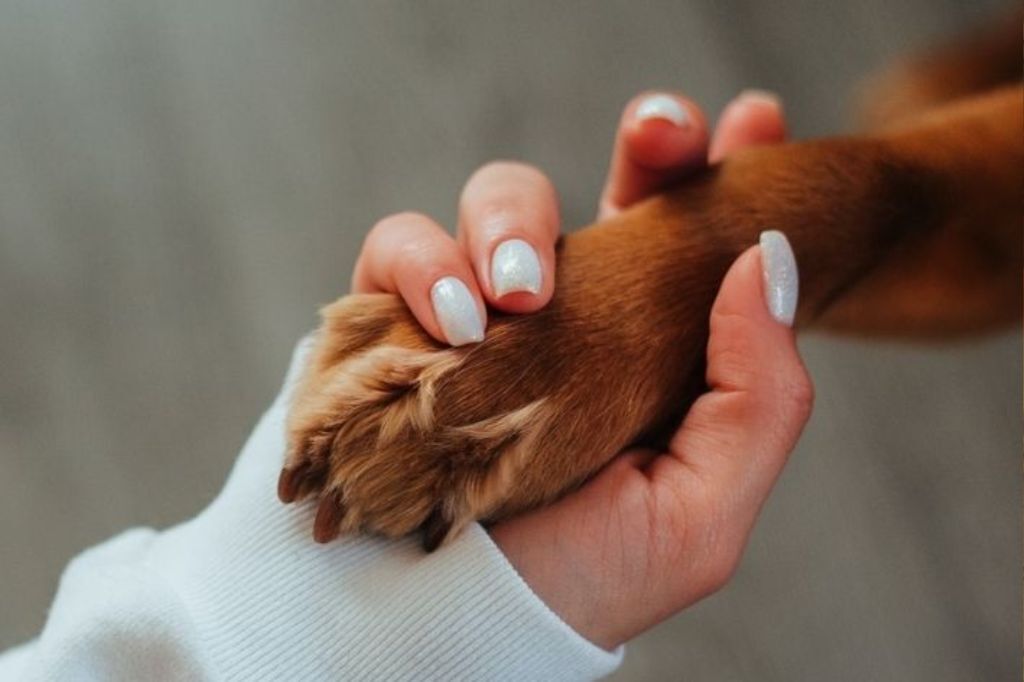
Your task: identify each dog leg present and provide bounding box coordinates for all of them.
[281,86,1022,549]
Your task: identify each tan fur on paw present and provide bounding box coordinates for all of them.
[280,294,560,550]
[279,85,1024,550]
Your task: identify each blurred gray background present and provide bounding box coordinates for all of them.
[0,1,1018,680]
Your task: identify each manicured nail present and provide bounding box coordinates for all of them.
[635,93,690,127]
[759,230,799,326]
[491,238,542,298]
[431,276,485,346]
[739,89,782,109]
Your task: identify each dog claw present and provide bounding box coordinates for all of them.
[421,508,453,553]
[313,491,347,543]
[277,463,308,503]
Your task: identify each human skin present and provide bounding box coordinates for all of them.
[346,89,812,649]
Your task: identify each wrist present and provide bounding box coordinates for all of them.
[490,517,626,651]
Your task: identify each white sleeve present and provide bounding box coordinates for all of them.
[0,338,623,682]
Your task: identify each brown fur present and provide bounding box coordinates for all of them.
[279,13,1023,550]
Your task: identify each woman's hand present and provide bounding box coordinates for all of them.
[491,232,812,648]
[349,89,785,345]
[349,89,810,649]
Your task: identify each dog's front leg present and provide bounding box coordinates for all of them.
[280,86,1021,549]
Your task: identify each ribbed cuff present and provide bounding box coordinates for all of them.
[147,338,623,681]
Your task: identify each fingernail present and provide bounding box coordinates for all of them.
[491,238,542,298]
[739,89,782,109]
[431,276,485,346]
[635,93,690,127]
[759,230,799,326]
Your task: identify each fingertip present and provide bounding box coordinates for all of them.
[623,91,710,171]
[704,237,810,416]
[458,162,560,312]
[758,230,798,327]
[601,91,711,216]
[709,244,769,323]
[487,236,552,310]
[700,240,803,398]
[661,239,812,502]
[710,236,799,338]
[711,242,815,425]
[709,89,787,163]
[429,274,488,346]
[357,212,488,347]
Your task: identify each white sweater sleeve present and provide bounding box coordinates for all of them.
[0,338,622,682]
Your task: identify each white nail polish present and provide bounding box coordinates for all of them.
[759,230,799,326]
[635,94,690,127]
[431,276,485,346]
[491,239,542,298]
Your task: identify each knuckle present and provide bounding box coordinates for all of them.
[510,161,551,188]
[478,159,541,180]
[395,236,445,271]
[699,546,741,596]
[685,499,744,597]
[370,211,431,235]
[779,369,815,422]
[366,213,443,259]
[462,162,559,242]
[477,196,526,224]
[474,159,514,178]
[466,160,518,194]
[705,312,760,387]
[362,212,453,278]
[474,160,554,199]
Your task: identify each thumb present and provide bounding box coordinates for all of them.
[667,231,813,505]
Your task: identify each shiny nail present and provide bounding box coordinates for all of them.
[635,93,690,127]
[491,239,542,298]
[759,230,799,326]
[431,276,485,346]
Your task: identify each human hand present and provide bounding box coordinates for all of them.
[345,88,810,650]
[348,89,786,345]
[490,229,812,648]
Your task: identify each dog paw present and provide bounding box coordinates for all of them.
[278,293,563,550]
[277,202,723,550]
